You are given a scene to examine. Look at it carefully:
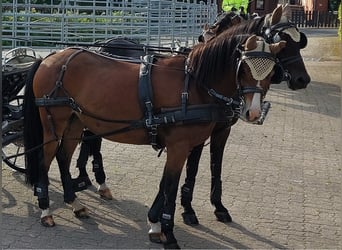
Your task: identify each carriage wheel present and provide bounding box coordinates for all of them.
[2,129,26,174]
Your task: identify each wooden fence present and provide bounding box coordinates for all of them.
[292,10,339,28]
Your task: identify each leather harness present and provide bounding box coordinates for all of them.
[35,48,242,149]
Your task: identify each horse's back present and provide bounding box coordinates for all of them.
[35,48,140,95]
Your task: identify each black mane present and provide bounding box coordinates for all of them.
[188,25,251,89]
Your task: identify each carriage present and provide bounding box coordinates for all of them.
[2,47,40,173]
[2,5,311,248]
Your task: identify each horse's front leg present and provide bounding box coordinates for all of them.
[180,143,204,225]
[210,125,232,223]
[147,175,166,243]
[148,144,188,249]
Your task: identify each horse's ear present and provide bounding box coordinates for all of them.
[282,4,292,19]
[203,23,209,30]
[244,35,258,51]
[270,5,283,25]
[269,40,287,54]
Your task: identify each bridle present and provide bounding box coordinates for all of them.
[203,36,276,123]
[236,38,276,97]
[262,20,308,83]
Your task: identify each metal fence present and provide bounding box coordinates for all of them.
[292,10,339,28]
[2,0,217,49]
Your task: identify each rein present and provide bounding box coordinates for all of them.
[279,55,303,65]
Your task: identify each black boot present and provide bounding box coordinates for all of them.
[72,175,92,192]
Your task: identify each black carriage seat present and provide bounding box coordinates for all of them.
[94,37,191,63]
[2,47,39,103]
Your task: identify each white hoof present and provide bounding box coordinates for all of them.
[147,218,162,243]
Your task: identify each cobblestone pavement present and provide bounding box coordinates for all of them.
[2,31,341,249]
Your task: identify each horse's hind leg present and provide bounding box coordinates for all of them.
[180,143,204,225]
[72,131,92,192]
[56,116,89,219]
[34,147,55,227]
[36,140,60,227]
[88,132,113,200]
[210,126,232,223]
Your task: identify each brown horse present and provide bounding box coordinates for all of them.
[23,29,285,248]
[177,4,311,226]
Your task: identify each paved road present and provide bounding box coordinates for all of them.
[301,27,339,37]
[2,33,341,249]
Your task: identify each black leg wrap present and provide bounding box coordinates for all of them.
[56,146,77,204]
[180,181,195,207]
[180,143,202,223]
[148,191,164,224]
[76,137,90,170]
[38,198,50,210]
[92,156,105,185]
[161,215,179,249]
[161,213,174,235]
[210,178,222,205]
[34,183,50,210]
[72,176,92,192]
[211,179,232,222]
[180,182,199,225]
[87,130,102,155]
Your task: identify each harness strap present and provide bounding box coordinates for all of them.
[138,55,159,149]
[158,104,234,125]
[181,61,190,117]
[48,49,85,100]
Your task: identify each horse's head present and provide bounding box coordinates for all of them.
[263,5,311,90]
[198,12,241,43]
[238,35,286,123]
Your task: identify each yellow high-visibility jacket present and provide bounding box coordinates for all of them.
[222,0,249,12]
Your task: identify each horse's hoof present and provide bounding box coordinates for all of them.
[164,242,181,249]
[147,219,162,243]
[99,188,113,200]
[40,215,55,227]
[161,233,180,249]
[148,232,162,243]
[181,212,199,225]
[214,210,232,223]
[74,207,89,219]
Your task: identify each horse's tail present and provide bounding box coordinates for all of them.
[23,59,43,186]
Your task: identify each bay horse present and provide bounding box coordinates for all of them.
[68,5,311,232]
[23,28,286,248]
[177,4,311,226]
